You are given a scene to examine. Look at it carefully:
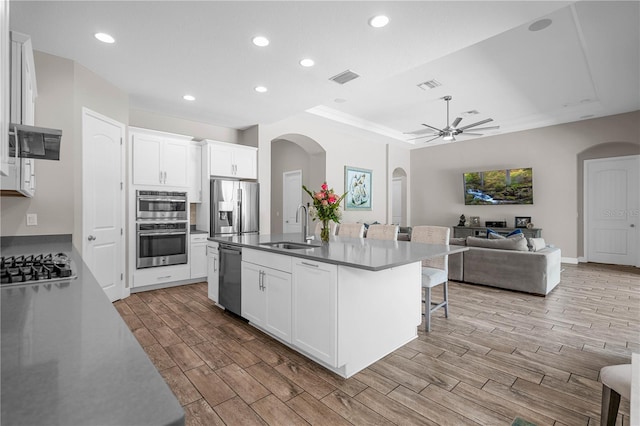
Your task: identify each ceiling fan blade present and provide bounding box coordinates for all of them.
[459,133,484,136]
[458,118,493,131]
[463,125,500,132]
[404,127,436,136]
[451,117,462,128]
[421,135,443,143]
[406,133,438,141]
[421,123,444,133]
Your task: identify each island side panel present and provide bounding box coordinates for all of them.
[337,261,422,378]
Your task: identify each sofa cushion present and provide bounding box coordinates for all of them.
[449,237,467,246]
[466,233,529,251]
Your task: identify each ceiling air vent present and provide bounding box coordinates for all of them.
[329,70,360,85]
[417,79,442,90]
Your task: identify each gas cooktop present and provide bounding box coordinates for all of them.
[0,252,77,286]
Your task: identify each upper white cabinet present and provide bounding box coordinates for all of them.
[0,0,10,176]
[130,128,191,188]
[1,31,37,197]
[206,140,257,179]
[188,142,202,203]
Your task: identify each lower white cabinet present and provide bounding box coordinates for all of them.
[207,241,219,302]
[133,265,191,288]
[241,250,292,343]
[190,234,207,279]
[292,258,338,367]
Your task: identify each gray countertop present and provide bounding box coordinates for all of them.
[1,235,184,426]
[208,233,468,271]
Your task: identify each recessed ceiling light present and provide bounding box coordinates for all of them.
[334,98,347,103]
[528,18,552,32]
[252,36,270,47]
[254,86,268,93]
[369,15,389,28]
[183,95,195,101]
[94,32,115,44]
[299,58,315,67]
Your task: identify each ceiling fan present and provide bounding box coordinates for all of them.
[406,95,499,143]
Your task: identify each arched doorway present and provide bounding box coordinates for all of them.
[391,167,408,226]
[270,134,326,234]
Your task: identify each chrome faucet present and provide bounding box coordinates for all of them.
[296,204,314,242]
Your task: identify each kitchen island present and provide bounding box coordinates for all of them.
[209,233,466,378]
[1,235,184,426]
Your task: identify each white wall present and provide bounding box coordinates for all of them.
[258,112,411,235]
[410,111,640,260]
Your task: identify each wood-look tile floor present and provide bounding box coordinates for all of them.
[114,263,639,426]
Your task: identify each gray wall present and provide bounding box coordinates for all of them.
[410,110,640,260]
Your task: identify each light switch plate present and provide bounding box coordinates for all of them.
[26,213,37,226]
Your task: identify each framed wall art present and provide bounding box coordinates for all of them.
[344,166,372,210]
[515,216,531,228]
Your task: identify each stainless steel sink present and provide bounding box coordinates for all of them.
[260,241,321,250]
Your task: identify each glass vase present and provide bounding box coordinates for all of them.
[320,220,330,243]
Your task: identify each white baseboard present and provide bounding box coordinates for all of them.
[561,257,579,264]
[577,256,587,263]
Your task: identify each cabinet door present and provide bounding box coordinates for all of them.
[0,2,9,176]
[209,143,234,177]
[264,267,292,343]
[163,140,189,187]
[188,144,202,202]
[190,242,207,279]
[132,134,162,185]
[292,259,338,367]
[233,147,257,179]
[21,158,35,196]
[241,261,265,325]
[207,248,219,302]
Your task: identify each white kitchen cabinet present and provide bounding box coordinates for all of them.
[131,128,191,188]
[190,233,207,279]
[207,241,219,303]
[188,142,202,203]
[241,249,292,343]
[207,140,257,179]
[132,264,191,288]
[0,0,8,176]
[292,258,338,367]
[1,31,36,196]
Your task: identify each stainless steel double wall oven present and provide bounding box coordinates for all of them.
[136,190,188,269]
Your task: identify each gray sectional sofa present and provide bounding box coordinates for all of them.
[448,235,561,295]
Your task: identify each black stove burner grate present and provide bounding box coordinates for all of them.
[1,253,75,285]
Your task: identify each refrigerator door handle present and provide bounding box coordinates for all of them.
[237,188,243,234]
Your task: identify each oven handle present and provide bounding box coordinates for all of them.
[137,198,187,203]
[138,231,187,237]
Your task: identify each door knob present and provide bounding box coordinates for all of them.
[631,224,636,228]
[88,235,96,241]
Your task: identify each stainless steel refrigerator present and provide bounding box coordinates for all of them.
[210,179,259,236]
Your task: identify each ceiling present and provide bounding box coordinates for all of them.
[9,1,640,148]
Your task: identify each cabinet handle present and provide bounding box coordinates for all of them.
[159,171,163,184]
[301,261,319,268]
[157,275,172,280]
[163,171,167,184]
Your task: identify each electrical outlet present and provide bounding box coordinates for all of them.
[26,213,38,226]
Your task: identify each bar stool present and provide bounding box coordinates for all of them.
[600,363,631,426]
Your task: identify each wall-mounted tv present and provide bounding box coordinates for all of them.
[463,168,533,205]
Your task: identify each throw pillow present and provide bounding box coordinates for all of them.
[466,233,529,251]
[506,228,523,237]
[449,237,467,246]
[488,232,506,240]
[528,238,546,252]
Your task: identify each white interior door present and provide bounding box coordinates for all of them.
[283,170,302,234]
[392,178,402,225]
[82,108,126,301]
[585,155,639,266]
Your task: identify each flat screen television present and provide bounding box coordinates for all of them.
[463,167,533,205]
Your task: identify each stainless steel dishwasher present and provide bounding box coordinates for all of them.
[218,243,242,316]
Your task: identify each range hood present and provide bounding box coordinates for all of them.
[9,123,62,161]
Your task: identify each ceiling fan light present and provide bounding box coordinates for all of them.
[443,132,454,141]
